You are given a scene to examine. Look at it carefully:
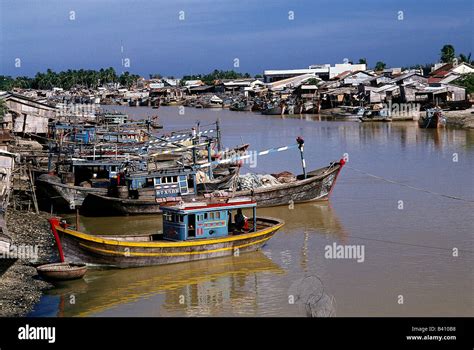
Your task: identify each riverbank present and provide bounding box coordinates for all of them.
[0,210,57,317]
[444,108,474,128]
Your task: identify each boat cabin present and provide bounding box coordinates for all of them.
[49,123,96,145]
[56,159,125,187]
[97,129,147,143]
[126,166,197,201]
[161,200,257,241]
[101,112,128,125]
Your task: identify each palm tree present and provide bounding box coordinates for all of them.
[374,61,386,71]
[440,44,456,63]
[459,53,472,64]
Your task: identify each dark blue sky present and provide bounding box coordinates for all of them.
[1,0,472,77]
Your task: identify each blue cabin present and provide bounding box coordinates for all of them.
[161,200,257,241]
[49,123,96,145]
[126,166,197,200]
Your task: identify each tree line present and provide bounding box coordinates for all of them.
[0,68,140,91]
[1,44,471,92]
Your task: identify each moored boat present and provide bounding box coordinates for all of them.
[36,174,108,210]
[203,95,223,108]
[36,262,87,281]
[81,160,344,216]
[418,108,446,128]
[49,200,284,268]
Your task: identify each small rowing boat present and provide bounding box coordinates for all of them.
[418,108,446,128]
[49,200,284,268]
[36,262,87,281]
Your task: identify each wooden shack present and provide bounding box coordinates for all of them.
[0,93,57,135]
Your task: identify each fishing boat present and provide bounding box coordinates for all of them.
[49,200,284,268]
[229,100,253,112]
[359,107,392,122]
[418,108,446,128]
[261,100,283,115]
[36,159,125,210]
[81,159,344,216]
[330,106,366,120]
[203,95,223,108]
[99,112,128,125]
[81,166,197,215]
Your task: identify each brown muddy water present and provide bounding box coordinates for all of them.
[30,106,474,317]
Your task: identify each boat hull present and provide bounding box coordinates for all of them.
[82,162,343,216]
[52,218,283,268]
[418,116,439,128]
[36,178,107,210]
[261,106,282,115]
[359,117,392,122]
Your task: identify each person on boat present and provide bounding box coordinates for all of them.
[234,209,248,232]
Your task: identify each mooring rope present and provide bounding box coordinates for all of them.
[346,165,474,203]
[346,234,474,254]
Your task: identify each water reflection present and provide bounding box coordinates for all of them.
[258,201,347,237]
[32,252,284,317]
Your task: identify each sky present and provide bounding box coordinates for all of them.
[0,0,473,77]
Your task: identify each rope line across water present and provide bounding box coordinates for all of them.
[346,165,474,203]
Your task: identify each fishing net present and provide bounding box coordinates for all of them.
[288,275,337,317]
[236,173,280,190]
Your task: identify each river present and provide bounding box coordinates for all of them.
[30,106,474,317]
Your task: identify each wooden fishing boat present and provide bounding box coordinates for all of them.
[36,262,87,281]
[359,116,392,122]
[36,174,107,210]
[261,104,283,115]
[203,95,223,108]
[49,200,284,268]
[81,160,344,216]
[418,108,445,128]
[230,101,253,112]
[36,159,128,210]
[359,107,392,122]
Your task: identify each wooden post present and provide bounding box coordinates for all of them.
[28,165,39,214]
[253,206,257,232]
[216,119,222,152]
[207,140,213,180]
[75,207,80,231]
[192,127,197,165]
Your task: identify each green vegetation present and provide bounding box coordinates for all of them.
[0,67,140,91]
[459,53,472,64]
[374,61,386,71]
[306,78,320,85]
[452,73,474,94]
[440,44,456,63]
[0,99,7,117]
[358,58,367,65]
[181,70,251,85]
[440,44,473,65]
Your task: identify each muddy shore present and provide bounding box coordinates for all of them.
[0,210,57,317]
[444,108,474,128]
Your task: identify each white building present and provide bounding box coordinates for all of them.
[263,62,367,83]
